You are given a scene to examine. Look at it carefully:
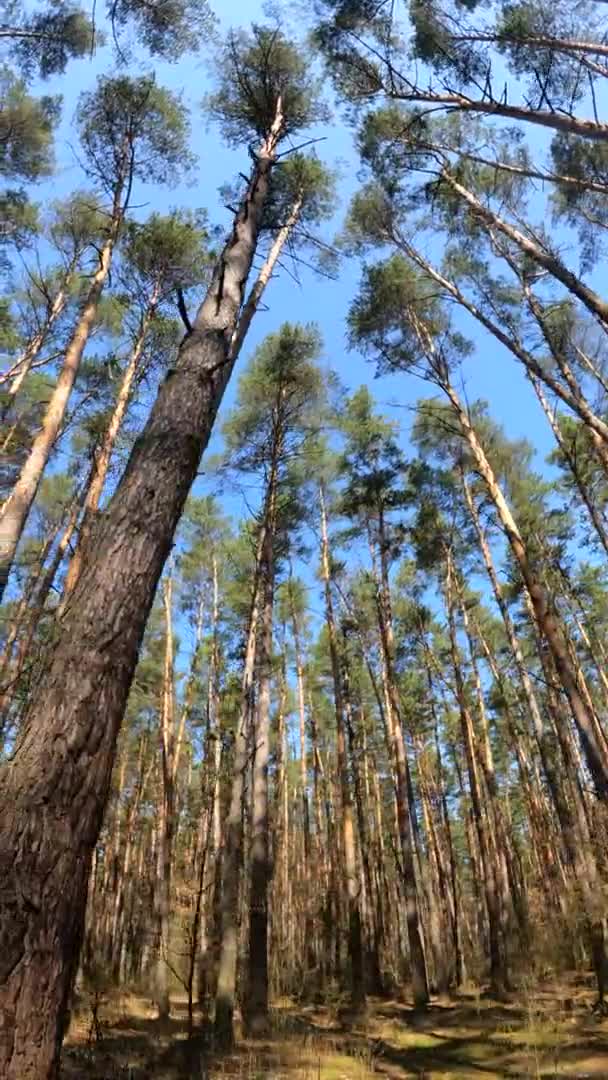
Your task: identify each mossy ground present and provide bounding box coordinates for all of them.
[62,977,608,1077]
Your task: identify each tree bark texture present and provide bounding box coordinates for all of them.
[0,103,284,1079]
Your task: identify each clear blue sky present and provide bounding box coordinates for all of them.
[19,0,594,652]
[11,0,604,737]
[31,0,557,488]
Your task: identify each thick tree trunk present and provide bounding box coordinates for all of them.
[0,105,283,1080]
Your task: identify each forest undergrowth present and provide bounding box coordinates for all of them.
[63,979,608,1079]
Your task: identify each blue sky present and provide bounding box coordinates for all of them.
[29,0,558,484]
[14,0,600,644]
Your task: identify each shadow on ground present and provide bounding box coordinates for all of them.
[62,979,608,1078]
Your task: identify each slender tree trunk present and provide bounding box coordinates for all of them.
[0,270,74,416]
[230,192,304,362]
[290,601,315,974]
[345,694,383,993]
[458,583,527,941]
[443,377,608,797]
[441,167,608,327]
[394,232,608,452]
[444,550,508,994]
[531,377,608,556]
[319,485,366,1010]
[214,521,269,1049]
[155,575,176,1020]
[62,284,161,599]
[430,698,465,987]
[246,520,275,1034]
[0,103,284,1080]
[390,85,608,141]
[0,190,124,601]
[370,511,430,1007]
[1,479,88,715]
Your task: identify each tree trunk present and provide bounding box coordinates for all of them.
[1,479,88,717]
[442,167,608,327]
[0,196,122,601]
[155,575,176,1021]
[444,550,509,994]
[214,523,268,1049]
[319,485,366,1010]
[1,270,74,417]
[444,377,608,797]
[230,191,304,362]
[0,103,284,1080]
[62,284,161,599]
[531,377,608,555]
[245,520,275,1034]
[394,232,608,452]
[290,600,319,979]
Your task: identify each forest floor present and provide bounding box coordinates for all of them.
[62,977,608,1078]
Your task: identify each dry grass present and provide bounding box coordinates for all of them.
[61,977,608,1078]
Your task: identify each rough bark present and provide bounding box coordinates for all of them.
[0,103,284,1080]
[245,519,275,1034]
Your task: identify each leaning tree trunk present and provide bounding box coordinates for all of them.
[442,375,608,798]
[531,377,608,557]
[0,268,75,420]
[0,183,124,603]
[0,101,284,1080]
[62,283,161,600]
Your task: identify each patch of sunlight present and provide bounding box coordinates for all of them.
[390,1030,443,1049]
[312,1051,375,1079]
[451,1040,503,1062]
[493,1021,572,1050]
